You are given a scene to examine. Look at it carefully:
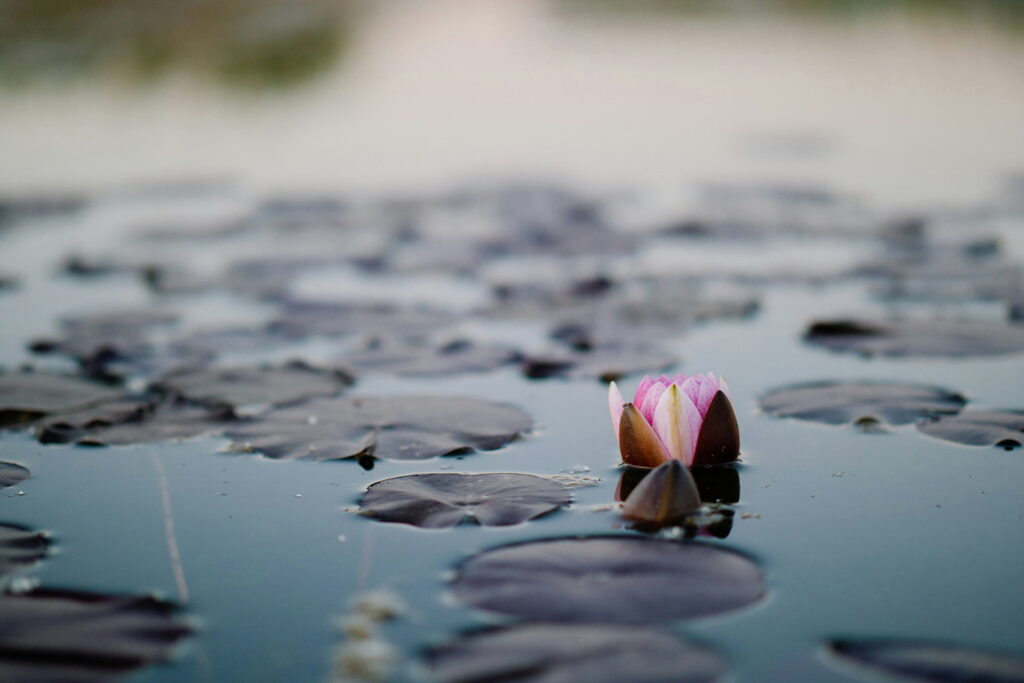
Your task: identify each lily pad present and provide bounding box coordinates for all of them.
[61,403,236,446]
[358,473,570,528]
[0,524,48,578]
[0,462,30,489]
[270,299,456,339]
[451,536,763,623]
[760,381,967,426]
[828,638,1024,682]
[152,362,353,409]
[0,587,192,682]
[917,410,1024,449]
[225,396,531,465]
[427,624,726,683]
[34,397,156,444]
[340,340,519,377]
[0,371,123,428]
[521,348,677,382]
[804,319,1024,358]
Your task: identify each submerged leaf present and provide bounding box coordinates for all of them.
[427,623,726,683]
[359,473,570,528]
[452,536,763,623]
[225,395,532,464]
[828,638,1024,682]
[760,381,967,426]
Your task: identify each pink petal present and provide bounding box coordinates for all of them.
[652,384,692,463]
[633,376,656,407]
[680,376,702,405]
[640,381,667,423]
[696,377,719,417]
[678,389,704,463]
[608,381,625,439]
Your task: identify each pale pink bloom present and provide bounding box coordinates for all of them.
[608,373,738,468]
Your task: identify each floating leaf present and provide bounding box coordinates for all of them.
[452,536,763,623]
[153,362,353,409]
[917,410,1024,449]
[63,403,236,446]
[0,462,30,489]
[804,319,1024,358]
[0,372,123,428]
[828,638,1024,682]
[760,381,967,426]
[427,623,725,683]
[340,340,518,377]
[521,348,677,382]
[225,395,531,465]
[270,299,456,339]
[0,524,48,577]
[35,397,155,444]
[359,473,570,529]
[0,587,192,682]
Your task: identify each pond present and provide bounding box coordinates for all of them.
[1,2,1024,682]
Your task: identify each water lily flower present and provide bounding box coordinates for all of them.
[608,373,740,468]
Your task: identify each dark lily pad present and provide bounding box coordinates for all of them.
[0,587,192,682]
[0,371,123,428]
[171,326,307,356]
[521,348,677,382]
[340,340,519,377]
[451,536,763,623]
[760,381,967,426]
[225,395,532,465]
[270,299,456,339]
[0,524,48,578]
[152,362,353,409]
[0,274,17,292]
[828,638,1024,682]
[917,410,1024,449]
[63,403,236,446]
[804,319,1024,358]
[34,397,156,444]
[427,623,726,683]
[0,462,30,489]
[358,473,570,529]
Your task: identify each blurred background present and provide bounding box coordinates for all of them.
[1,0,1023,208]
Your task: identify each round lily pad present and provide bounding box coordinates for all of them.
[60,403,236,446]
[828,638,1024,682]
[340,340,518,377]
[917,410,1024,449]
[35,397,155,444]
[760,381,967,426]
[359,473,570,529]
[270,299,456,339]
[0,462,30,489]
[521,348,677,382]
[226,395,531,465]
[0,371,123,428]
[0,587,192,682]
[0,524,48,577]
[451,536,763,623]
[804,319,1024,358]
[152,362,353,409]
[427,623,726,683]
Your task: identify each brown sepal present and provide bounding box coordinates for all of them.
[692,391,740,466]
[617,403,669,468]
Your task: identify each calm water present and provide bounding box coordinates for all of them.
[2,2,1024,682]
